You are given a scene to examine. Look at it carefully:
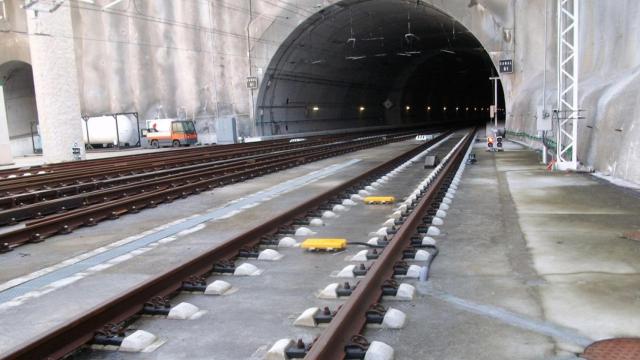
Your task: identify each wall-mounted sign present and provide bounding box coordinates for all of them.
[246,76,258,90]
[499,59,513,73]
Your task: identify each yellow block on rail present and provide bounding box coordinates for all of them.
[364,196,396,204]
[301,238,347,251]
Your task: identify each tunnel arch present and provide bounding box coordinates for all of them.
[255,0,506,136]
[0,60,40,156]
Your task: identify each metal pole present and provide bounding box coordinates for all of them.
[572,0,579,165]
[134,112,141,147]
[542,0,548,164]
[489,76,500,131]
[113,114,120,148]
[494,79,498,129]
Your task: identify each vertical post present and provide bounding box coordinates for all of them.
[555,0,580,170]
[27,6,85,163]
[113,114,120,148]
[489,76,500,131]
[134,112,141,147]
[494,79,498,129]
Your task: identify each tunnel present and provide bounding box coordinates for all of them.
[0,60,40,156]
[256,0,505,136]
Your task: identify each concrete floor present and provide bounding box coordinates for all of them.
[366,140,640,359]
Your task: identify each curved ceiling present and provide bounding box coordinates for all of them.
[256,0,503,136]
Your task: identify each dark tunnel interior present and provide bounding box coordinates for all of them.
[256,0,505,136]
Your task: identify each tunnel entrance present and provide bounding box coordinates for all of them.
[256,0,504,136]
[0,61,40,156]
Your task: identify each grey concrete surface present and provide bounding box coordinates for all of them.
[0,138,436,355]
[70,132,465,360]
[366,141,640,359]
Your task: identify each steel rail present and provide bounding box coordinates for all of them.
[304,129,475,360]
[0,134,411,225]
[0,127,413,180]
[0,131,453,360]
[0,137,342,195]
[0,132,428,251]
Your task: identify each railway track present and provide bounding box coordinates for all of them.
[0,130,431,252]
[301,130,474,359]
[0,129,470,360]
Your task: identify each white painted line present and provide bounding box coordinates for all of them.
[419,284,593,347]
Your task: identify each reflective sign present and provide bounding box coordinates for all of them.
[499,59,513,73]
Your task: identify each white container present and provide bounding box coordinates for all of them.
[81,114,138,146]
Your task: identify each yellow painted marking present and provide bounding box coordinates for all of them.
[364,196,396,204]
[301,238,347,251]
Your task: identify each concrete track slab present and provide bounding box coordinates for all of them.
[70,134,466,360]
[0,138,448,356]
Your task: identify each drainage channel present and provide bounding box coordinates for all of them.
[69,131,468,360]
[1,132,456,360]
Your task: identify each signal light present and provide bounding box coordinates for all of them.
[487,137,494,148]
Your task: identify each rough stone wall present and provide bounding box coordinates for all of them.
[71,0,512,139]
[71,1,254,143]
[508,0,640,184]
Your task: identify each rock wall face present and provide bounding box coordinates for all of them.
[508,0,640,184]
[70,0,513,139]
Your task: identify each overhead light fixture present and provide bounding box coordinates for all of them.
[440,49,456,55]
[456,107,459,111]
[359,106,366,112]
[427,106,431,111]
[103,0,124,10]
[345,56,366,60]
[443,106,447,111]
[405,106,411,111]
[312,106,320,111]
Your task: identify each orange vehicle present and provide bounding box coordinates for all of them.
[144,119,198,148]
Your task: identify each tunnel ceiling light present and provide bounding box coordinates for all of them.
[440,49,456,55]
[346,55,366,60]
[427,106,431,111]
[443,107,447,111]
[466,107,469,111]
[103,0,124,9]
[312,106,320,111]
[359,106,366,112]
[405,106,411,111]
[456,107,459,111]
